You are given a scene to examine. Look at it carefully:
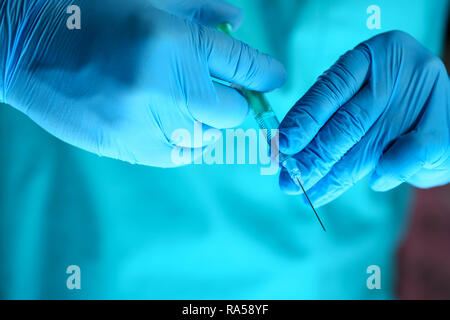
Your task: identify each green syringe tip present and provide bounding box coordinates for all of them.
[216,23,233,35]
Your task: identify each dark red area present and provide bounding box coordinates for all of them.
[396,185,450,299]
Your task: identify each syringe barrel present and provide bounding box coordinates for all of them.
[254,111,280,141]
[245,90,274,115]
[253,110,301,183]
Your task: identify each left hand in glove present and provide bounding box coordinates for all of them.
[279,31,450,207]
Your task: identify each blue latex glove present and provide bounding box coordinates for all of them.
[0,0,285,167]
[279,31,450,207]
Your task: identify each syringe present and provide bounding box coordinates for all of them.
[216,23,326,232]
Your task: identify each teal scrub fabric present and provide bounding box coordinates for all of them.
[0,0,448,299]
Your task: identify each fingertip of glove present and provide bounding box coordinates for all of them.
[268,58,287,90]
[278,128,303,155]
[279,169,301,195]
[247,54,287,92]
[369,175,383,192]
[278,130,290,154]
[369,171,398,192]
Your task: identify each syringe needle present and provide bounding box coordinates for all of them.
[296,177,326,232]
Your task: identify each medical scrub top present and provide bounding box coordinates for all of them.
[0,0,448,299]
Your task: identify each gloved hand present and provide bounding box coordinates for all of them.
[279,31,449,207]
[0,0,285,167]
